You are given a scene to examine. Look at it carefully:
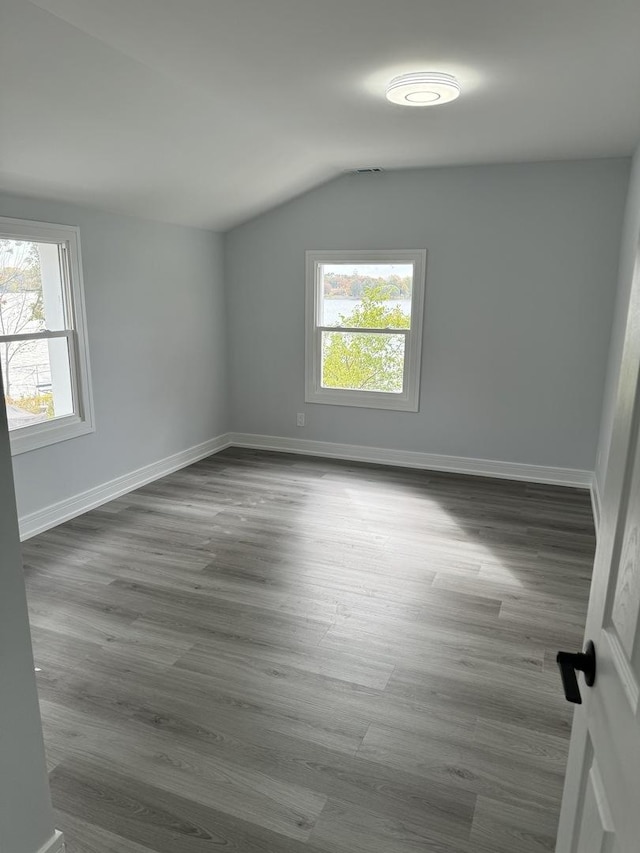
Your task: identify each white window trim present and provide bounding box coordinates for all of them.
[0,216,95,455]
[305,249,427,412]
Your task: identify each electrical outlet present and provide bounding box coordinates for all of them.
[296,413,305,427]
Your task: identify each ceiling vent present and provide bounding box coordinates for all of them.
[349,168,384,174]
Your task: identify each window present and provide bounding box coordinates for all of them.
[305,250,426,411]
[0,217,94,454]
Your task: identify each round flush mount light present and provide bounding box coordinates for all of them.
[385,72,461,107]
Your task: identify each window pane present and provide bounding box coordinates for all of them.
[320,262,413,329]
[0,239,67,335]
[321,331,405,393]
[1,336,74,431]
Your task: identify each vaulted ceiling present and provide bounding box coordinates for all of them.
[2,0,640,230]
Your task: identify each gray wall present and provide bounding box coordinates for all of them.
[594,145,640,497]
[225,160,629,471]
[0,194,229,519]
[0,397,56,853]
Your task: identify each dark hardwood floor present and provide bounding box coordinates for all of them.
[22,448,595,852]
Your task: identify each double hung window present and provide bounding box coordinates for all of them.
[305,250,426,411]
[0,217,94,454]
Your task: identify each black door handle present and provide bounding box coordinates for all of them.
[556,641,596,704]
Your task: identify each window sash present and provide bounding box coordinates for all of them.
[317,328,409,395]
[316,325,410,335]
[316,263,414,327]
[0,329,83,423]
[0,329,72,344]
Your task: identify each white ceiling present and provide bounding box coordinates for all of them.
[2,0,640,230]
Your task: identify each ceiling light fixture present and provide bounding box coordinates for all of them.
[385,72,461,107]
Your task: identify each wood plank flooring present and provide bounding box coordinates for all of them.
[22,448,595,853]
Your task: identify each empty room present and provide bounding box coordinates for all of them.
[2,2,640,852]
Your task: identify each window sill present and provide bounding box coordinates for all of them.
[9,415,95,455]
[305,388,419,412]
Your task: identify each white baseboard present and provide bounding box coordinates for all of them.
[19,433,232,540]
[230,433,593,489]
[18,431,594,541]
[590,474,602,536]
[37,830,65,853]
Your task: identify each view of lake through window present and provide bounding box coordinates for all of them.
[322,298,411,326]
[319,263,413,393]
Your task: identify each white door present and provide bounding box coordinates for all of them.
[556,239,640,852]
